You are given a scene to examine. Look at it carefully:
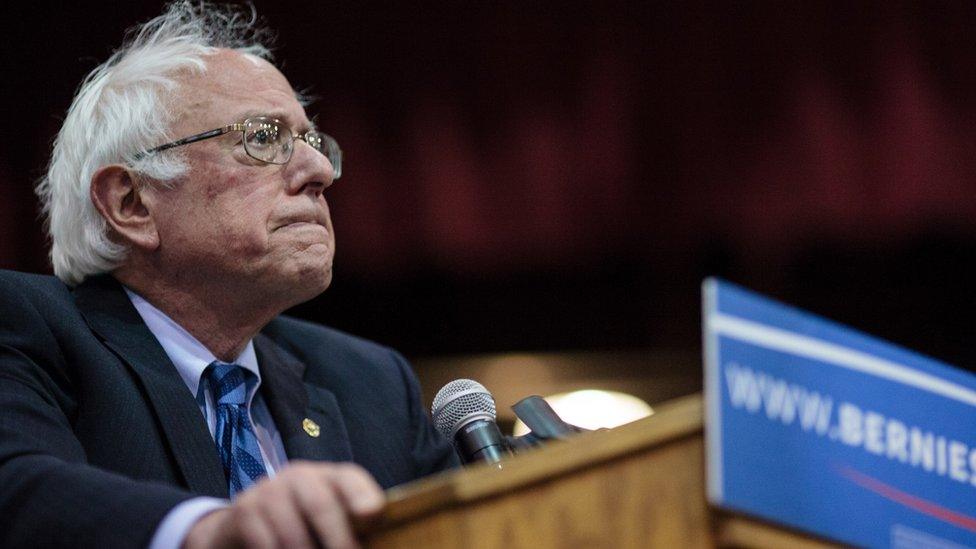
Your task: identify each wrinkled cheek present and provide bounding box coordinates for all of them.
[204,184,221,203]
[211,223,268,262]
[202,172,244,203]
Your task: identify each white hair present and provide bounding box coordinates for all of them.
[36,1,274,285]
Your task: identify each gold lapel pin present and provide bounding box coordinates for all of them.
[303,418,321,438]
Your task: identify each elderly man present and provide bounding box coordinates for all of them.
[0,3,457,548]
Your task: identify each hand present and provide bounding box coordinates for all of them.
[183,461,385,549]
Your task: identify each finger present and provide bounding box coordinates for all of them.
[226,503,278,549]
[327,463,385,517]
[248,479,317,549]
[291,475,360,549]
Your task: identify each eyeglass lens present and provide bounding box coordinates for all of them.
[243,118,342,178]
[244,119,285,163]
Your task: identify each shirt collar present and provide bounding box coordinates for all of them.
[124,287,261,398]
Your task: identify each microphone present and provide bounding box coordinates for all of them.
[431,379,512,466]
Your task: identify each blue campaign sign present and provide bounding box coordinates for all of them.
[703,278,976,548]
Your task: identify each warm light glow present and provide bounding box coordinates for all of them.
[512,389,654,436]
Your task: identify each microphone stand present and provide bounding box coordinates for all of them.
[507,395,588,452]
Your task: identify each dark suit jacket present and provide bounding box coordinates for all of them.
[0,270,458,548]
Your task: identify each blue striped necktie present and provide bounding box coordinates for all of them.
[205,362,268,497]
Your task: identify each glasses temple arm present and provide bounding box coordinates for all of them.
[139,126,237,157]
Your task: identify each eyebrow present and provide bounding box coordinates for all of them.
[237,110,317,131]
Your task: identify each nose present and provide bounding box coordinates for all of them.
[285,139,335,197]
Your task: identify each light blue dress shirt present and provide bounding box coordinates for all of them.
[124,289,290,549]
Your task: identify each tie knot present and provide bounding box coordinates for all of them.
[205,362,254,406]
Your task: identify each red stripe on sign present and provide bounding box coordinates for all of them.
[838,466,976,534]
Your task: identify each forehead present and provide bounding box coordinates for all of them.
[171,49,307,129]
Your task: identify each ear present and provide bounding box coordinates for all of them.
[89,165,160,251]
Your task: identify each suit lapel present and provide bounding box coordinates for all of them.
[254,334,354,462]
[73,275,228,498]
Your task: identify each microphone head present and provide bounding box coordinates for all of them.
[431,379,497,439]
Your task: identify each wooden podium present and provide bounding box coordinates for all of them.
[362,394,840,548]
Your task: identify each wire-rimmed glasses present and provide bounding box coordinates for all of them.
[139,116,343,179]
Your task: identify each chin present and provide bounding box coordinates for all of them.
[281,262,332,304]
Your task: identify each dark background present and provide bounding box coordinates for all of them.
[4,1,976,374]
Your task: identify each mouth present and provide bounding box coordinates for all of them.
[274,222,328,236]
[273,213,328,232]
